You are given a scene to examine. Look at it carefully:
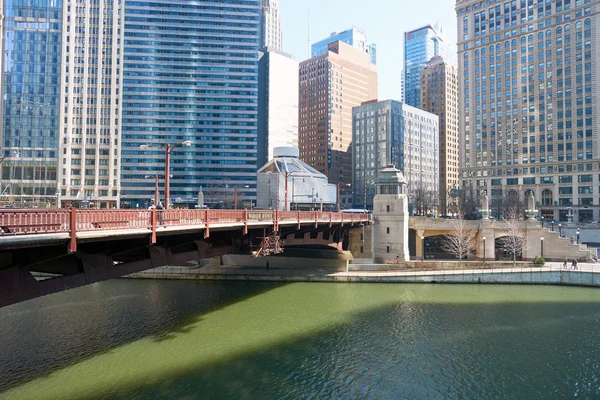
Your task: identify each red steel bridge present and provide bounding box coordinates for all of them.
[0,209,370,307]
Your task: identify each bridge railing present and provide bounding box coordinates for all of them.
[0,208,370,237]
[0,209,71,234]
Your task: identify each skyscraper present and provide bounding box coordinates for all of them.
[352,100,439,210]
[0,1,62,207]
[457,0,600,222]
[311,27,377,65]
[298,41,377,203]
[421,56,460,215]
[403,23,454,107]
[120,0,260,208]
[259,0,283,50]
[258,48,299,167]
[58,0,124,209]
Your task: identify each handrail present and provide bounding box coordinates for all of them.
[0,209,370,244]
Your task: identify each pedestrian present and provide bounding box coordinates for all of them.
[563,258,568,269]
[156,202,164,225]
[572,259,578,270]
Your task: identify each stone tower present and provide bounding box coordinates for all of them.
[372,165,409,263]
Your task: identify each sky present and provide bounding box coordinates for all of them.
[279,0,458,100]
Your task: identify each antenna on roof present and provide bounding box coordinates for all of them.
[307,7,311,59]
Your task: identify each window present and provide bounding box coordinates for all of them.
[386,227,390,234]
[386,205,390,212]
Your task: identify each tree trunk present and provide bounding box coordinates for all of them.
[513,251,516,267]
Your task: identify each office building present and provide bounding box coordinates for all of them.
[421,56,460,215]
[403,23,454,107]
[352,100,439,210]
[299,41,378,208]
[311,27,377,65]
[0,1,62,207]
[457,0,600,222]
[120,0,260,209]
[58,0,124,209]
[258,48,299,167]
[259,0,283,50]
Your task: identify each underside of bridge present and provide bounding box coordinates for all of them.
[0,223,358,308]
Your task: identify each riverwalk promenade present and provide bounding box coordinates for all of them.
[127,262,600,288]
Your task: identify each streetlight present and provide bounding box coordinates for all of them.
[540,237,544,259]
[483,236,487,262]
[232,185,249,210]
[0,150,20,165]
[541,216,544,228]
[145,175,159,207]
[576,229,580,244]
[559,223,562,237]
[551,220,554,232]
[140,140,192,208]
[421,235,425,261]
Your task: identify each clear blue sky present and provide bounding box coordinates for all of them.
[280,0,458,100]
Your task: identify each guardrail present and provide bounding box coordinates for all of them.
[0,209,370,252]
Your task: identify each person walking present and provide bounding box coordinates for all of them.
[572,259,578,270]
[563,258,568,269]
[156,202,165,225]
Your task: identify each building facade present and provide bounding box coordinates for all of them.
[120,0,260,209]
[0,0,62,207]
[58,0,124,209]
[421,56,460,215]
[352,100,439,210]
[311,27,377,65]
[299,40,378,206]
[404,23,455,108]
[456,0,600,222]
[259,0,282,50]
[258,48,299,167]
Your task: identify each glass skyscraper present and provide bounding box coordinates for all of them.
[0,0,62,206]
[121,0,260,208]
[311,27,377,65]
[403,24,454,107]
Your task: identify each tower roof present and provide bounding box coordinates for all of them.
[377,165,407,185]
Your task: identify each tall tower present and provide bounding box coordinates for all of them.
[457,0,600,223]
[372,166,409,263]
[403,24,454,107]
[298,41,377,193]
[421,56,460,215]
[0,1,63,207]
[58,0,124,209]
[260,0,283,50]
[120,1,261,208]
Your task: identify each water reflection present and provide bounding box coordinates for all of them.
[1,281,600,399]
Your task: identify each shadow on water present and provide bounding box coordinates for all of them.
[0,279,290,391]
[13,296,600,400]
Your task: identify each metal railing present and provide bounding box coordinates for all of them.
[0,208,370,251]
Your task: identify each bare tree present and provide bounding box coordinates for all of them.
[498,208,528,267]
[441,214,476,267]
[410,183,439,216]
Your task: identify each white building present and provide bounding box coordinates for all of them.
[58,0,124,208]
[258,49,299,166]
[257,147,336,211]
[259,0,283,50]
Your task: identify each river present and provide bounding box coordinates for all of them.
[1,279,600,399]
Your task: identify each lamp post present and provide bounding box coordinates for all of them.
[421,235,425,261]
[551,220,554,232]
[559,223,562,237]
[145,175,159,207]
[576,229,580,244]
[540,237,544,259]
[483,236,487,262]
[541,216,544,228]
[140,140,192,208]
[233,185,249,210]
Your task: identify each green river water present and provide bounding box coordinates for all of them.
[1,279,600,399]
